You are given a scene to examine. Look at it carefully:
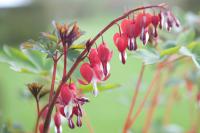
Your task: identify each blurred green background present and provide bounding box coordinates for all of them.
[0,0,200,133]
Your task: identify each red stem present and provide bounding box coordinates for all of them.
[63,44,68,78]
[123,64,145,132]
[126,68,161,131]
[142,73,162,133]
[43,4,167,133]
[49,59,58,102]
[34,104,48,133]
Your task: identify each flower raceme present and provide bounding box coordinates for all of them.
[113,10,180,64]
[37,4,181,132]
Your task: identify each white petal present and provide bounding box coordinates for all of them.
[106,63,110,74]
[144,32,149,45]
[64,102,73,119]
[92,80,98,97]
[54,126,62,133]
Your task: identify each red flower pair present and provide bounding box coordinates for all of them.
[79,43,112,96]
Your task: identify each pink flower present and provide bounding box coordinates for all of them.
[54,112,62,133]
[97,42,112,77]
[151,15,160,37]
[88,48,101,67]
[79,62,105,96]
[135,13,152,45]
[113,33,128,64]
[60,84,73,105]
[58,83,89,129]
[121,19,140,50]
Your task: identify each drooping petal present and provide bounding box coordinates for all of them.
[93,65,104,80]
[140,27,149,45]
[113,33,128,53]
[88,48,101,67]
[136,13,152,28]
[97,43,112,63]
[97,43,112,76]
[159,11,165,29]
[76,116,82,127]
[64,101,73,119]
[151,15,160,37]
[121,19,139,38]
[92,79,99,97]
[39,123,44,133]
[54,126,62,133]
[68,118,75,129]
[119,51,127,64]
[60,84,72,105]
[54,112,62,133]
[80,63,94,83]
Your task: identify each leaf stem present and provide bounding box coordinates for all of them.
[49,56,58,102]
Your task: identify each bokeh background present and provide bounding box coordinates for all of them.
[0,0,199,133]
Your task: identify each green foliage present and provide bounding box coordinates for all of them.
[79,83,120,93]
[133,48,164,65]
[179,43,200,69]
[0,45,52,75]
[176,28,196,46]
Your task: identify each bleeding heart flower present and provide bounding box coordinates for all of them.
[151,15,160,37]
[158,11,164,29]
[79,63,94,85]
[121,19,140,51]
[97,42,112,77]
[79,62,105,96]
[54,112,62,133]
[57,83,89,129]
[60,84,73,105]
[88,48,101,67]
[113,33,128,64]
[164,11,180,31]
[136,13,152,45]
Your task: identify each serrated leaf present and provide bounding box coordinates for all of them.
[79,83,120,93]
[133,48,163,65]
[176,28,195,45]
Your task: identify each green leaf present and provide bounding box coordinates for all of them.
[0,45,52,75]
[68,49,81,61]
[160,41,200,57]
[133,48,164,65]
[70,43,85,49]
[179,44,200,69]
[79,83,120,93]
[160,46,180,57]
[176,28,195,46]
